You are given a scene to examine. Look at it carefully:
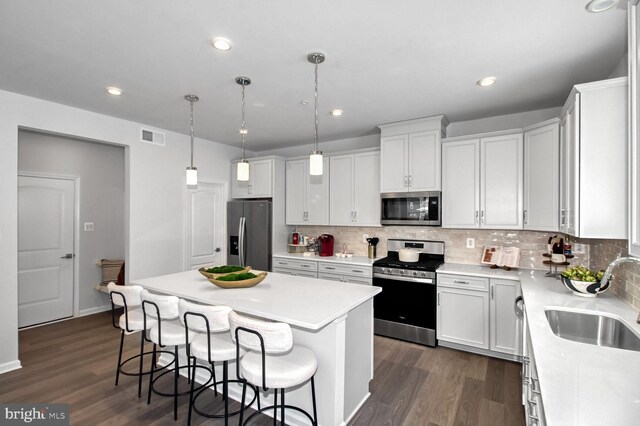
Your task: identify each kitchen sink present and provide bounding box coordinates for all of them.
[545,309,640,352]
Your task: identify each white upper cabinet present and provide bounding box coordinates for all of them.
[378,115,448,193]
[523,119,560,232]
[442,130,523,229]
[231,158,274,199]
[481,133,523,229]
[630,2,640,256]
[442,139,480,228]
[285,158,329,225]
[330,151,381,226]
[559,78,628,239]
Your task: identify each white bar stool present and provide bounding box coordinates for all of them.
[229,311,318,426]
[142,290,209,421]
[179,300,259,426]
[108,283,169,397]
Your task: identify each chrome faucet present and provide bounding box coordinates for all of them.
[600,256,640,323]
[600,256,640,287]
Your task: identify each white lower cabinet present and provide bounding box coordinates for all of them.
[318,262,372,285]
[522,315,546,425]
[272,258,318,278]
[437,272,522,358]
[272,256,372,284]
[437,286,489,349]
[490,279,522,355]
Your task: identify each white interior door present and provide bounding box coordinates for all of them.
[18,175,75,327]
[186,181,226,270]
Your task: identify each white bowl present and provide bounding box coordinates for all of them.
[561,275,610,297]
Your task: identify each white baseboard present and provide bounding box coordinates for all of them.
[0,360,22,375]
[78,304,111,317]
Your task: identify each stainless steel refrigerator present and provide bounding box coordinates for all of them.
[227,200,272,271]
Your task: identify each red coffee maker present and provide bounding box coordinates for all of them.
[317,234,335,257]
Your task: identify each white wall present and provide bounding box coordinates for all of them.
[609,53,628,78]
[18,131,125,314]
[445,107,562,137]
[0,89,242,372]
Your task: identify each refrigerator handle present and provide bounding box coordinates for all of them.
[238,217,245,267]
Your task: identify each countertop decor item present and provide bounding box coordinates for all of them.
[560,266,609,297]
[199,265,251,279]
[207,271,268,289]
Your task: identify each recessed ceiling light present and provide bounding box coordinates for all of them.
[330,109,343,117]
[585,0,617,13]
[476,77,496,87]
[212,37,232,51]
[106,86,123,96]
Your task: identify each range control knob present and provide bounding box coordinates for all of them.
[412,271,418,277]
[399,270,405,275]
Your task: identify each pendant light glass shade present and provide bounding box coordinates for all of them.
[309,151,323,175]
[308,53,325,176]
[184,94,199,186]
[236,77,251,181]
[237,160,250,181]
[186,167,198,185]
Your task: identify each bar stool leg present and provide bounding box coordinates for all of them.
[223,361,229,426]
[147,343,157,404]
[273,389,278,426]
[188,357,196,426]
[115,330,125,386]
[173,345,179,421]
[137,331,145,397]
[311,376,318,426]
[239,381,247,425]
[212,361,218,397]
[281,389,286,426]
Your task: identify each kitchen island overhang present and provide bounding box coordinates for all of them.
[132,270,381,426]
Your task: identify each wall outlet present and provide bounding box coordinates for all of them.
[466,238,475,249]
[84,222,94,232]
[362,234,369,243]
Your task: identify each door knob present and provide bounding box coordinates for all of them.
[215,248,221,252]
[60,253,74,259]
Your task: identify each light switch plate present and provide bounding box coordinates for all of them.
[84,222,94,232]
[466,238,475,249]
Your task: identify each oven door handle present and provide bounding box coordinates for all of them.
[373,273,434,284]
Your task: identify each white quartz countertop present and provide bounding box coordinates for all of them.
[132,269,380,331]
[438,263,640,426]
[273,252,378,267]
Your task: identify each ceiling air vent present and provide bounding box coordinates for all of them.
[140,128,166,146]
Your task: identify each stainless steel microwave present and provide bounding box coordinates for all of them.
[380,191,441,226]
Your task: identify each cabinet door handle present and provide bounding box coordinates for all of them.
[453,280,469,284]
[325,266,335,270]
[437,292,440,306]
[408,175,412,188]
[354,211,358,222]
[475,210,479,224]
[523,209,528,224]
[278,261,288,265]
[491,285,494,299]
[352,269,364,273]
[560,209,566,225]
[301,264,310,268]
[404,175,408,187]
[481,210,485,224]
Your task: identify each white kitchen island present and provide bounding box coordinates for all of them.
[132,270,381,426]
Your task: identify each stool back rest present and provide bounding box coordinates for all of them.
[108,283,143,332]
[229,311,293,354]
[141,290,180,320]
[179,299,231,333]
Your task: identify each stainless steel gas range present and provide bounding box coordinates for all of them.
[372,239,445,347]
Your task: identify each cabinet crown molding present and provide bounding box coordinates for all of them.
[561,77,628,116]
[378,114,449,137]
[442,128,522,143]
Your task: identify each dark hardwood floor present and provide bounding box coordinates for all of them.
[0,312,524,425]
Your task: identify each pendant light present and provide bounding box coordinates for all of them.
[236,77,251,181]
[308,52,325,176]
[184,94,199,186]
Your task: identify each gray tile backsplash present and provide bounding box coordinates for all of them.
[294,226,589,270]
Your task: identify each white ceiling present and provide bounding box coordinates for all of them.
[0,0,627,151]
